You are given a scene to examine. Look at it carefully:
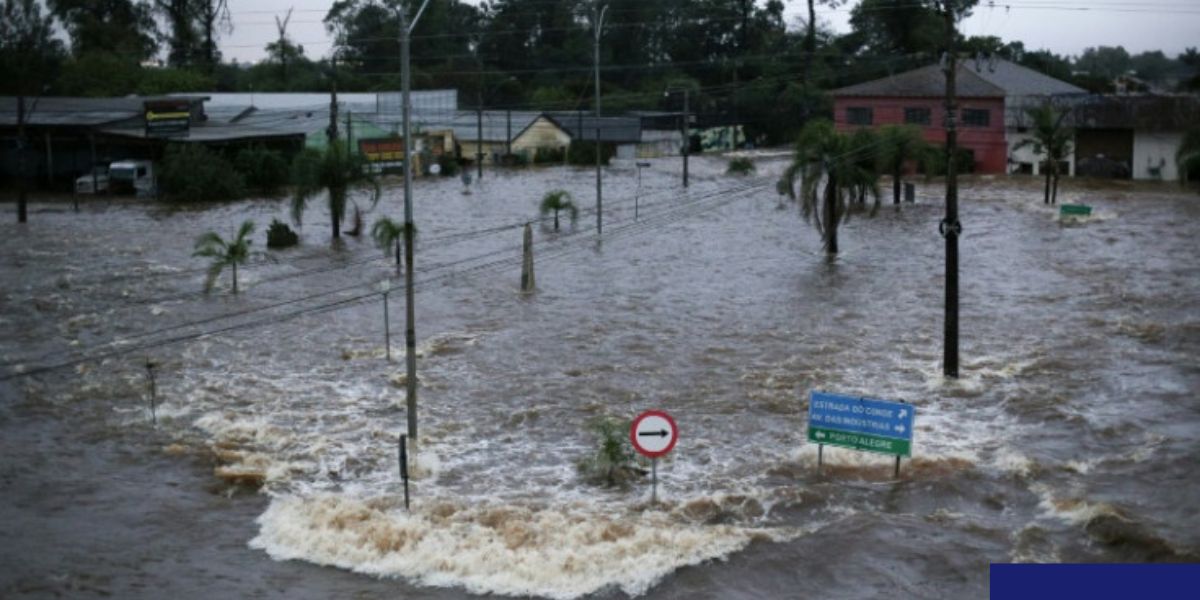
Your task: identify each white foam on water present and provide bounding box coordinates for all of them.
[991,448,1037,478]
[1030,483,1124,527]
[251,494,789,600]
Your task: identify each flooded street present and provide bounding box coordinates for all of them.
[2,155,1198,598]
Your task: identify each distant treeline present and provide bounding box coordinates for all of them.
[3,1,1199,146]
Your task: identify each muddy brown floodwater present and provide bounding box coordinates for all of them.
[2,154,1198,599]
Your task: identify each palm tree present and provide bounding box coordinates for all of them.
[193,220,254,294]
[847,127,883,212]
[1176,128,1200,190]
[878,124,928,205]
[1014,104,1073,205]
[291,141,380,240]
[371,217,418,276]
[539,189,578,231]
[777,120,880,255]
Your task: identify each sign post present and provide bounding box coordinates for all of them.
[630,410,678,503]
[380,280,392,362]
[808,391,915,478]
[399,434,410,511]
[635,161,651,220]
[144,358,157,425]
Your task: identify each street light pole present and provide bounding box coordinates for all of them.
[399,0,431,443]
[593,2,608,236]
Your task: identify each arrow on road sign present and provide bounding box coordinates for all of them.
[638,430,669,438]
[895,425,906,433]
[898,409,908,419]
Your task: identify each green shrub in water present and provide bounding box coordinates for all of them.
[160,144,245,202]
[266,219,299,249]
[235,146,290,196]
[534,146,566,165]
[436,154,460,176]
[567,140,614,166]
[727,156,756,175]
[578,416,641,487]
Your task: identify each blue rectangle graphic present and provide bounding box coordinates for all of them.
[991,564,1200,599]
[808,391,915,441]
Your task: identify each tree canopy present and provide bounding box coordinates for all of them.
[9,1,1200,142]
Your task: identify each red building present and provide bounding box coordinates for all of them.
[831,64,1008,174]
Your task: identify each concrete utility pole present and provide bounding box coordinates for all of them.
[682,89,690,188]
[593,1,608,236]
[940,1,962,379]
[476,99,484,180]
[399,0,432,443]
[328,56,339,143]
[16,95,27,223]
[665,87,690,188]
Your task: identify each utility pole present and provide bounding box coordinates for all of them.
[665,88,691,188]
[16,95,27,223]
[399,0,432,443]
[476,96,484,180]
[328,56,339,144]
[593,1,608,236]
[941,1,961,379]
[682,88,690,188]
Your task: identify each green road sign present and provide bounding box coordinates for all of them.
[1060,204,1092,216]
[808,426,911,457]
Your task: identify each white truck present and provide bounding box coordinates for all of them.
[108,160,156,197]
[74,166,110,194]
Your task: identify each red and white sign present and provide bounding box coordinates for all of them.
[630,410,678,458]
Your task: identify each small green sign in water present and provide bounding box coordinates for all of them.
[1060,204,1092,216]
[808,426,912,457]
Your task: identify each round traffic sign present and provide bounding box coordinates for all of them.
[630,410,678,458]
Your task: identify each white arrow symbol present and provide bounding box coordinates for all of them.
[895,425,906,433]
[898,409,908,419]
[816,431,826,439]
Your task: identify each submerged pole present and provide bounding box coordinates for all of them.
[520,223,535,292]
[400,434,410,511]
[145,358,157,425]
[941,2,961,379]
[399,0,432,442]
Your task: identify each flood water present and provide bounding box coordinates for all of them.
[2,155,1198,599]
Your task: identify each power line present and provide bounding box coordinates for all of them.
[1,178,769,381]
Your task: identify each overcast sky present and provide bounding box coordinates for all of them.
[219,0,1200,65]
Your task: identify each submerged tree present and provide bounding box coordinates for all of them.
[578,416,638,488]
[878,124,928,205]
[371,217,418,276]
[1014,104,1073,205]
[194,220,254,294]
[1,0,65,224]
[1176,129,1200,190]
[777,120,880,255]
[539,189,578,231]
[291,142,380,241]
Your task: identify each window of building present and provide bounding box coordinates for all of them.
[847,107,873,125]
[904,107,931,126]
[962,108,991,127]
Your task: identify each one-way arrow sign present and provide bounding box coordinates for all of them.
[630,411,678,458]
